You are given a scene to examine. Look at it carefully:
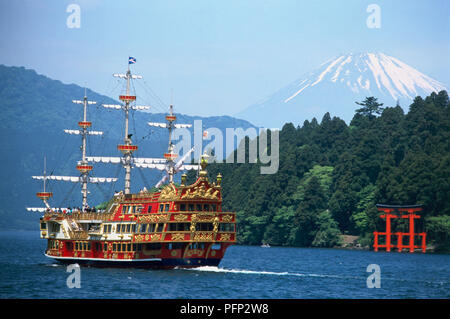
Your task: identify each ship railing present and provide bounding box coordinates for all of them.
[68,230,89,240]
[65,212,114,221]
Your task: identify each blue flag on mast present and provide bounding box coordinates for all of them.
[129,57,136,64]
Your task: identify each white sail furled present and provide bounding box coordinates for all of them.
[148,122,167,128]
[174,124,192,128]
[133,157,166,164]
[89,177,117,183]
[132,105,150,111]
[148,122,192,128]
[64,129,103,135]
[103,104,150,111]
[86,156,123,164]
[32,175,81,182]
[86,156,167,165]
[26,207,48,212]
[72,100,97,105]
[102,104,122,109]
[32,176,117,183]
[177,164,200,171]
[134,163,167,170]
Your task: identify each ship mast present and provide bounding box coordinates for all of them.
[147,105,198,187]
[83,58,196,191]
[36,156,52,209]
[101,57,150,194]
[30,91,117,211]
[73,90,100,208]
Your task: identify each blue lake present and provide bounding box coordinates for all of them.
[0,231,448,299]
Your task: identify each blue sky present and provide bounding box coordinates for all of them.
[1,0,448,116]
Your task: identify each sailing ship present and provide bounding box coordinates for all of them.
[27,58,236,268]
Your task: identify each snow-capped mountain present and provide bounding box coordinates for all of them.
[236,52,447,128]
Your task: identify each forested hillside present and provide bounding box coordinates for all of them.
[199,91,450,252]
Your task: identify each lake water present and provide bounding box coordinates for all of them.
[0,231,448,299]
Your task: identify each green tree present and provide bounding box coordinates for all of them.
[355,96,385,116]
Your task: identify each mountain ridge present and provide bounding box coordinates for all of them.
[236,52,447,128]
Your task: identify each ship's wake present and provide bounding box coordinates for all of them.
[184,266,349,279]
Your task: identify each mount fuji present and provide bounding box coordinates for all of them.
[236,52,447,128]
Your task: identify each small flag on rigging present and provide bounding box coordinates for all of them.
[129,57,136,64]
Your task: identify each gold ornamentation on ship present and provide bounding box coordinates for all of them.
[150,234,161,241]
[158,214,169,222]
[174,214,188,221]
[159,184,179,201]
[221,214,233,222]
[213,217,219,233]
[134,234,144,242]
[193,232,213,241]
[181,183,220,200]
[220,234,231,241]
[171,233,185,241]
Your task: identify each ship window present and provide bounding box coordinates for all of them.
[148,223,156,232]
[168,223,190,231]
[165,204,170,212]
[180,203,186,211]
[103,224,112,233]
[211,243,221,250]
[188,204,194,211]
[212,204,217,212]
[138,224,144,233]
[40,223,46,230]
[136,205,142,213]
[146,205,152,213]
[219,223,235,232]
[126,224,131,233]
[127,243,131,251]
[137,243,142,251]
[156,224,164,232]
[204,204,210,211]
[159,204,164,212]
[196,204,202,211]
[196,223,213,231]
[104,243,108,251]
[50,223,60,233]
[189,243,205,250]
[87,242,91,251]
[113,243,117,251]
[131,224,136,233]
[121,205,128,214]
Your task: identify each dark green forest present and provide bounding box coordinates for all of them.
[194,91,450,252]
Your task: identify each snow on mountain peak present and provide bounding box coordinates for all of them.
[284,52,445,103]
[237,52,447,128]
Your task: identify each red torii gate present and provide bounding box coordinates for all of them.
[373,204,426,253]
